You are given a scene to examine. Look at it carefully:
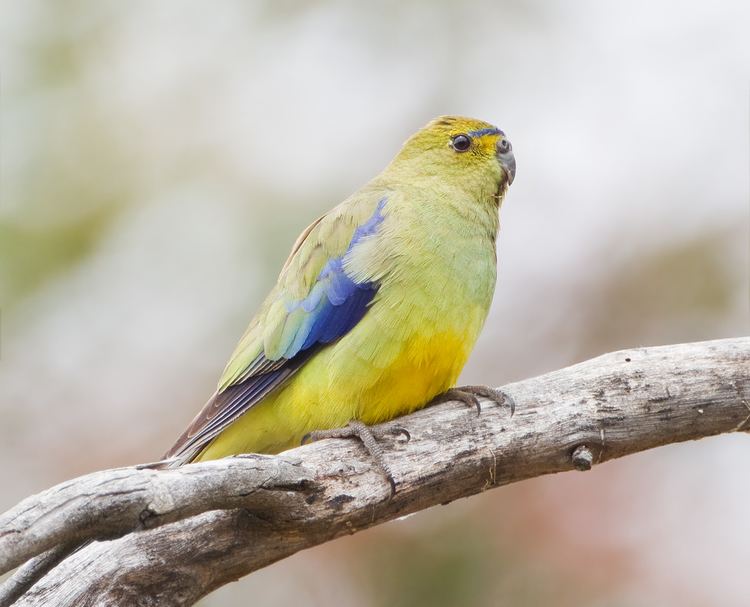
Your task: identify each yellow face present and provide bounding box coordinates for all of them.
[396,115,516,190]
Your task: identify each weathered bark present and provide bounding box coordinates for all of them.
[1,337,748,606]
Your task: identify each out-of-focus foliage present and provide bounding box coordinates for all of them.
[1,1,748,606]
[357,520,595,607]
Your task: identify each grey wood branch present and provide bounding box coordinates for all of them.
[2,337,748,607]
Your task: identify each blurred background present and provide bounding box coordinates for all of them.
[1,1,749,605]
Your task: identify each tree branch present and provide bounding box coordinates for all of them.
[2,338,748,606]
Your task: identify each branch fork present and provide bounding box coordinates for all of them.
[0,337,747,606]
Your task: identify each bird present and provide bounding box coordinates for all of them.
[164,116,516,488]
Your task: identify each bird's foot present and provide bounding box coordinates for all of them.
[302,420,410,496]
[433,385,516,416]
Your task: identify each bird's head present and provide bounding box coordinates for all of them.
[387,116,515,201]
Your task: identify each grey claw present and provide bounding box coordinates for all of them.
[387,474,397,498]
[300,420,400,496]
[446,385,516,416]
[507,393,516,416]
[393,427,411,442]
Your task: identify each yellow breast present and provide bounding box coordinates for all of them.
[197,317,478,459]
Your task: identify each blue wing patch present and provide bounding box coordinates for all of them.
[277,197,386,359]
[162,197,388,463]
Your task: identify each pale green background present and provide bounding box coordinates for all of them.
[1,1,749,606]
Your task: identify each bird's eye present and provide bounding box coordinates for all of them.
[497,138,511,154]
[451,134,472,152]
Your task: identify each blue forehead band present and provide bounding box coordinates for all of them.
[466,127,504,138]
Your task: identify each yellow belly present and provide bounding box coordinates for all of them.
[196,328,473,459]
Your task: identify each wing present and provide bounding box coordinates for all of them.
[164,194,389,463]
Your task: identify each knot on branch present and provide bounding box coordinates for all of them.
[571,445,594,471]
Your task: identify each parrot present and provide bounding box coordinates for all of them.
[164,116,516,488]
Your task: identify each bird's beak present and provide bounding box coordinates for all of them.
[496,138,516,186]
[501,153,516,185]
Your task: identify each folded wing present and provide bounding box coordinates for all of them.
[164,195,388,463]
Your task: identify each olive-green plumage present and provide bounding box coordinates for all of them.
[166,116,515,464]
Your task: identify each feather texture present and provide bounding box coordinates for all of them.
[165,196,388,462]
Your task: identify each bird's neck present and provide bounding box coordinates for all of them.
[374,170,502,242]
